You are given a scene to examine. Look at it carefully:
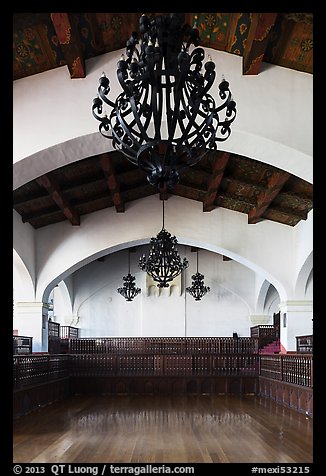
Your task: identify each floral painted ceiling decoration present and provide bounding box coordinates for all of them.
[13,12,312,80]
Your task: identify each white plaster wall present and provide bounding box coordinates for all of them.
[51,282,73,323]
[72,251,142,336]
[78,288,142,337]
[13,303,48,352]
[13,48,312,187]
[185,288,250,337]
[13,210,36,290]
[53,246,258,337]
[197,252,256,313]
[279,301,313,352]
[141,292,186,337]
[13,250,35,303]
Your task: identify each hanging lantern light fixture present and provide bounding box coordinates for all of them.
[92,13,237,189]
[117,249,141,301]
[139,199,188,287]
[186,249,210,301]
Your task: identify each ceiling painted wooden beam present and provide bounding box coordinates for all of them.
[21,207,64,224]
[203,152,230,212]
[100,154,125,213]
[36,174,80,225]
[248,171,291,224]
[50,12,86,78]
[243,13,278,75]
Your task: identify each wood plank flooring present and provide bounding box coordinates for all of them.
[13,395,313,463]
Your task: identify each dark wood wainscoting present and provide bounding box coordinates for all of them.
[258,376,313,417]
[13,377,70,418]
[70,376,258,396]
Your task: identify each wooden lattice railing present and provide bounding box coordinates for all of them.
[250,325,279,349]
[60,326,79,339]
[13,352,312,390]
[68,353,259,377]
[67,337,258,355]
[259,354,312,387]
[13,354,69,389]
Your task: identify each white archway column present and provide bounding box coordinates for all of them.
[14,302,49,352]
[279,300,313,353]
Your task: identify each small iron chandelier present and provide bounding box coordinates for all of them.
[139,199,188,287]
[117,250,141,301]
[92,13,236,189]
[186,249,210,301]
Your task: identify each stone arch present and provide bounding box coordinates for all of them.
[305,269,313,299]
[37,231,288,310]
[256,279,271,315]
[13,133,114,190]
[256,279,281,316]
[13,249,35,302]
[39,238,148,305]
[45,280,74,325]
[294,251,313,299]
[14,49,312,189]
[264,284,281,315]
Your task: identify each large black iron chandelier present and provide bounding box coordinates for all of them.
[186,249,210,301]
[92,13,236,189]
[139,199,188,287]
[117,250,141,301]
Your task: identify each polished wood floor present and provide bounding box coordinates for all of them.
[13,395,312,463]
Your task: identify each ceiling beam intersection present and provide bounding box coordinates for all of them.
[100,154,125,213]
[248,170,291,224]
[36,174,80,225]
[203,152,230,212]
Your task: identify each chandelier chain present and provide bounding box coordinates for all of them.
[139,198,188,288]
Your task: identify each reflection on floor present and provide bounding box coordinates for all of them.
[13,394,313,463]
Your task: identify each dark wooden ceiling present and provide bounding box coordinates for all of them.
[13,13,313,229]
[13,150,313,229]
[13,12,313,80]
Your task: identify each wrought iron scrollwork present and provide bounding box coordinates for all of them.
[92,13,237,189]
